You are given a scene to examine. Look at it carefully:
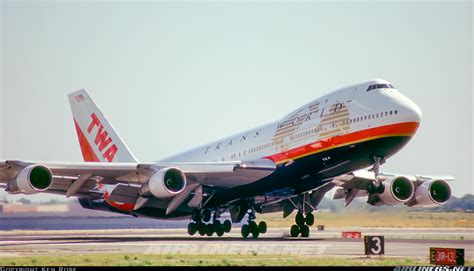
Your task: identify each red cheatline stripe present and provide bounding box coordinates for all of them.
[266,122,419,165]
[73,118,100,162]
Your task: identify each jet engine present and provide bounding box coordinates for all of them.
[407,180,451,207]
[9,164,53,194]
[370,176,415,206]
[139,167,186,198]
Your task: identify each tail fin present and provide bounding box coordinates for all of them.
[68,89,138,163]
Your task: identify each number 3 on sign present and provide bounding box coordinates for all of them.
[371,236,382,254]
[364,236,385,255]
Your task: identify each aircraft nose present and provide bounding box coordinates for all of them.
[386,90,422,124]
[406,99,422,124]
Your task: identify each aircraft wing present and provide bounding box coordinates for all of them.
[0,158,276,198]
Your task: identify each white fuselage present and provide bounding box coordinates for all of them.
[162,79,422,165]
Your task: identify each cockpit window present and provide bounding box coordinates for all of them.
[366,83,393,92]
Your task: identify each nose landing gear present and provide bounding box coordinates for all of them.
[368,156,385,194]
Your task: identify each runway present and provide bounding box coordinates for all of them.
[0,228,472,259]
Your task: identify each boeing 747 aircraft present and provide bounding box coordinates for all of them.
[0,79,453,238]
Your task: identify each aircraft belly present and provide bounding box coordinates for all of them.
[205,135,412,207]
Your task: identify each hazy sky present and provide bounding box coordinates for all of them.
[0,1,472,202]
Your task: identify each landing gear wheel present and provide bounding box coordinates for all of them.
[376,184,385,194]
[205,223,214,236]
[295,212,305,227]
[216,228,224,237]
[223,220,232,233]
[300,224,310,238]
[213,220,222,231]
[290,225,300,237]
[198,223,206,236]
[241,224,250,238]
[258,221,267,234]
[305,213,314,226]
[251,227,260,239]
[187,222,197,236]
[213,220,224,237]
[248,221,257,232]
[367,182,375,194]
[202,209,211,223]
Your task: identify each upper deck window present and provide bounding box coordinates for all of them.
[366,83,394,92]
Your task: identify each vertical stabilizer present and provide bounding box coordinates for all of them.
[68,89,138,163]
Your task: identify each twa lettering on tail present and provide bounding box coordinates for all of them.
[86,112,118,162]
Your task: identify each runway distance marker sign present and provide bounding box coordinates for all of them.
[364,235,384,256]
[430,247,464,266]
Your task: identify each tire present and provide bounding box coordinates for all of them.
[258,221,267,234]
[206,223,214,236]
[290,224,300,237]
[213,220,224,237]
[295,212,305,227]
[241,224,250,238]
[202,209,211,223]
[216,226,224,237]
[251,227,260,239]
[213,220,222,231]
[376,184,385,194]
[187,222,197,236]
[249,221,257,232]
[305,213,315,226]
[367,182,375,193]
[300,224,310,238]
[198,223,206,236]
[223,220,232,233]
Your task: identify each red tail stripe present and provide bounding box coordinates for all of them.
[73,118,100,162]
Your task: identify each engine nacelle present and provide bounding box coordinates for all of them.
[9,165,53,194]
[372,176,415,206]
[140,167,186,198]
[408,180,451,207]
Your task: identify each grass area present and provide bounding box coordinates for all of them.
[3,254,473,266]
[259,211,474,228]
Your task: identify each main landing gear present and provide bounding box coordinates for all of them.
[240,211,267,239]
[290,211,314,237]
[187,209,232,237]
[288,193,316,238]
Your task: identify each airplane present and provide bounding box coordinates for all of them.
[0,79,453,238]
